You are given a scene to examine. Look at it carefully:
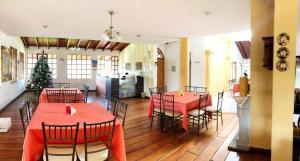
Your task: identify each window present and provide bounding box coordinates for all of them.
[97,56,119,76]
[27,53,57,79]
[67,54,92,79]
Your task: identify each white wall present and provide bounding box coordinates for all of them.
[0,30,26,110]
[25,47,120,90]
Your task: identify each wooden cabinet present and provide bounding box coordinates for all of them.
[96,76,119,99]
[262,37,274,70]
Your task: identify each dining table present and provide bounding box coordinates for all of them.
[39,88,84,103]
[148,91,212,131]
[22,103,126,161]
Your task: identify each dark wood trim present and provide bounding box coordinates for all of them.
[35,37,39,48]
[46,37,50,49]
[85,40,92,50]
[66,38,70,49]
[249,147,271,154]
[102,41,111,51]
[21,37,28,48]
[94,40,102,50]
[76,39,81,48]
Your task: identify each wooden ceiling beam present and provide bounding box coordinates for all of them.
[94,40,102,50]
[111,42,120,51]
[21,37,28,48]
[119,43,130,51]
[35,37,39,48]
[57,38,60,49]
[46,37,50,49]
[76,39,81,48]
[85,40,92,50]
[102,41,111,51]
[66,38,70,49]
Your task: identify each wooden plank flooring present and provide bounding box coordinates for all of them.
[0,92,270,161]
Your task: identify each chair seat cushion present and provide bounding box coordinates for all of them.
[164,110,182,117]
[43,144,75,161]
[76,141,108,161]
[205,106,219,112]
[154,108,162,113]
[188,109,205,116]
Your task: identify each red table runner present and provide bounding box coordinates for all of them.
[39,88,84,103]
[148,92,212,131]
[22,103,126,161]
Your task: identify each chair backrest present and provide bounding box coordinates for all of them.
[42,122,79,161]
[83,85,89,103]
[62,89,77,103]
[115,100,128,128]
[83,118,116,161]
[46,89,62,103]
[185,86,195,92]
[195,87,207,94]
[152,92,162,113]
[162,94,175,116]
[107,97,118,115]
[199,93,209,110]
[216,91,224,111]
[26,99,35,120]
[149,87,159,96]
[158,86,167,93]
[20,102,30,134]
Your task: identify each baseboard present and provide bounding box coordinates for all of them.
[249,147,271,154]
[0,90,26,113]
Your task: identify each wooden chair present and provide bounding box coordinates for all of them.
[188,93,209,135]
[107,97,118,116]
[26,99,36,119]
[42,122,79,161]
[205,91,224,130]
[76,119,116,161]
[20,102,30,134]
[46,89,62,103]
[115,100,128,128]
[82,85,89,103]
[185,86,196,92]
[162,94,182,135]
[150,92,164,131]
[149,87,159,96]
[62,89,77,103]
[195,87,207,94]
[158,86,167,93]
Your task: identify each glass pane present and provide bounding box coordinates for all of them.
[87,75,92,79]
[82,55,87,59]
[67,55,71,59]
[67,60,71,64]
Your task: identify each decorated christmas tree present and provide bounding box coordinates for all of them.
[26,51,52,94]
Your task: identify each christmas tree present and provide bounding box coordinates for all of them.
[26,51,52,94]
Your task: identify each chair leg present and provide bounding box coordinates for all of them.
[192,117,195,128]
[221,112,223,125]
[150,114,154,127]
[160,114,164,132]
[197,117,200,136]
[216,113,219,131]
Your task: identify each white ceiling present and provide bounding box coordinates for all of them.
[0,0,250,44]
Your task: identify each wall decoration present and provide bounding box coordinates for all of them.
[276,60,289,72]
[1,46,12,82]
[136,62,142,70]
[277,47,289,59]
[125,63,131,70]
[11,47,17,82]
[277,33,290,46]
[91,59,97,68]
[19,52,24,80]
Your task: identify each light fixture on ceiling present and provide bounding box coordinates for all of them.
[70,47,80,51]
[102,10,121,41]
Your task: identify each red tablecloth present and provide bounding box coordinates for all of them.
[22,103,126,161]
[39,88,84,103]
[233,84,239,93]
[148,92,212,131]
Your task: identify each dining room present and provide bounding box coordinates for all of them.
[2,0,299,161]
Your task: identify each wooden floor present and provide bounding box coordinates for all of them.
[0,92,270,161]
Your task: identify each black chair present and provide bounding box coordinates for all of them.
[42,122,79,161]
[158,86,167,93]
[205,91,224,130]
[162,94,182,135]
[188,93,209,135]
[150,92,164,131]
[195,87,207,94]
[185,86,196,92]
[62,89,77,103]
[20,102,30,134]
[76,119,116,161]
[107,97,118,115]
[115,100,128,128]
[46,89,63,103]
[26,99,36,119]
[82,85,89,103]
[149,87,159,96]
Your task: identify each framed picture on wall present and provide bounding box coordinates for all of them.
[11,47,17,82]
[1,46,12,82]
[136,62,142,70]
[19,52,25,80]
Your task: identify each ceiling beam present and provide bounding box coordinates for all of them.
[94,40,102,50]
[102,41,111,51]
[85,40,92,50]
[66,38,70,49]
[46,37,50,49]
[57,38,60,49]
[76,39,81,48]
[111,42,120,51]
[21,37,28,48]
[119,43,130,51]
[35,37,39,48]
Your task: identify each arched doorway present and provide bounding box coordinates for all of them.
[157,48,164,87]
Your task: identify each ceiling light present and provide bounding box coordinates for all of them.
[102,10,121,41]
